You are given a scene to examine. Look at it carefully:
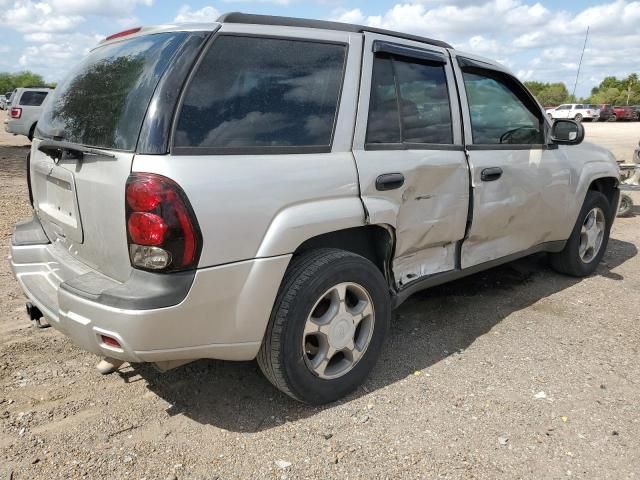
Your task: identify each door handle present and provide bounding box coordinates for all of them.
[376,173,405,191]
[481,167,503,182]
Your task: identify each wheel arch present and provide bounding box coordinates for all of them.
[293,224,396,288]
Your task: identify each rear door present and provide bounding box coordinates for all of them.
[32,31,198,282]
[452,54,570,268]
[353,33,469,287]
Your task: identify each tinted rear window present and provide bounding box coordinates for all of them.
[174,36,346,152]
[19,91,49,106]
[37,32,188,151]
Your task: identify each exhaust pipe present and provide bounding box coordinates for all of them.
[26,302,49,328]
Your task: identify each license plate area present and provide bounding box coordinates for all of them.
[33,161,83,243]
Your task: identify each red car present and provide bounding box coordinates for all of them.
[613,106,636,121]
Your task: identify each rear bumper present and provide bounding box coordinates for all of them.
[4,118,27,135]
[9,216,290,363]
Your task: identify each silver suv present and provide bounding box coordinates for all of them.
[9,13,620,404]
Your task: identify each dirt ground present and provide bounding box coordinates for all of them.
[1,112,639,479]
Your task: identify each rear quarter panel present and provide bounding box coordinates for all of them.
[132,27,365,267]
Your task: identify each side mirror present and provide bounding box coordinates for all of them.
[551,119,584,145]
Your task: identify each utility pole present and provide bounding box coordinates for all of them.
[572,26,589,100]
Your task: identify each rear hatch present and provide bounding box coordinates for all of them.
[32,30,193,282]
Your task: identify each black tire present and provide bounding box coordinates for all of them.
[257,248,391,404]
[550,191,612,277]
[28,123,36,141]
[617,193,633,217]
[574,113,583,123]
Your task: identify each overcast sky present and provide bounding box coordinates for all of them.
[0,0,638,97]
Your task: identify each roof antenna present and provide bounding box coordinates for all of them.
[572,25,589,100]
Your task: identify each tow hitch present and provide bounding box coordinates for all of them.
[26,302,49,329]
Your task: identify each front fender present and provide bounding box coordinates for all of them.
[563,142,619,235]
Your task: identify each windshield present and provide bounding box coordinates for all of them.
[37,32,188,151]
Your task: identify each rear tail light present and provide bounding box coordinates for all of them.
[125,173,202,272]
[10,107,21,119]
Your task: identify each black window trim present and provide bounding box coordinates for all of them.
[458,58,548,149]
[364,50,457,151]
[170,32,349,156]
[372,40,447,64]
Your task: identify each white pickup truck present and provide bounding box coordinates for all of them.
[546,104,599,122]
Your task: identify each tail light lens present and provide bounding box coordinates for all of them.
[10,107,22,119]
[125,173,202,272]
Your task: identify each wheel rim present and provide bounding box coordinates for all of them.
[302,282,375,380]
[579,207,606,263]
[619,196,632,215]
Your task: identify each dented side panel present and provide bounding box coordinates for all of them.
[352,32,470,287]
[460,147,571,268]
[356,151,470,286]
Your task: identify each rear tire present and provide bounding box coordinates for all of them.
[257,248,390,404]
[550,191,612,277]
[28,123,36,141]
[574,113,583,122]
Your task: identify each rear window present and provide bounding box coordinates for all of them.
[37,32,188,151]
[174,35,347,153]
[19,91,49,106]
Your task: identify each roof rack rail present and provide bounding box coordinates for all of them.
[216,12,453,50]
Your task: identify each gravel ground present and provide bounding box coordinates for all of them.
[1,114,639,479]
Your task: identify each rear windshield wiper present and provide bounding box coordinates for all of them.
[38,139,116,163]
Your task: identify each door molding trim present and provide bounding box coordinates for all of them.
[391,240,566,308]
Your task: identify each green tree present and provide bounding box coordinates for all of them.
[524,81,570,106]
[590,73,640,105]
[0,71,49,95]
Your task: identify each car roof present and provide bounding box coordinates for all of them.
[217,12,453,49]
[99,12,452,50]
[96,12,520,74]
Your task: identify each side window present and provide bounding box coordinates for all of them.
[366,56,400,144]
[575,104,584,109]
[366,53,453,146]
[175,36,346,152]
[19,91,48,106]
[462,70,544,145]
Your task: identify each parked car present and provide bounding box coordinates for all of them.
[9,14,620,404]
[3,87,52,140]
[612,105,635,121]
[631,105,640,121]
[0,91,13,110]
[546,103,599,122]
[594,104,615,121]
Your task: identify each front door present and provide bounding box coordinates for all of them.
[452,54,570,268]
[353,33,470,287]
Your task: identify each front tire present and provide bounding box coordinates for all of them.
[258,249,390,404]
[574,113,583,122]
[550,191,612,277]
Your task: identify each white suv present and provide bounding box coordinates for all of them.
[4,87,52,140]
[546,104,599,122]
